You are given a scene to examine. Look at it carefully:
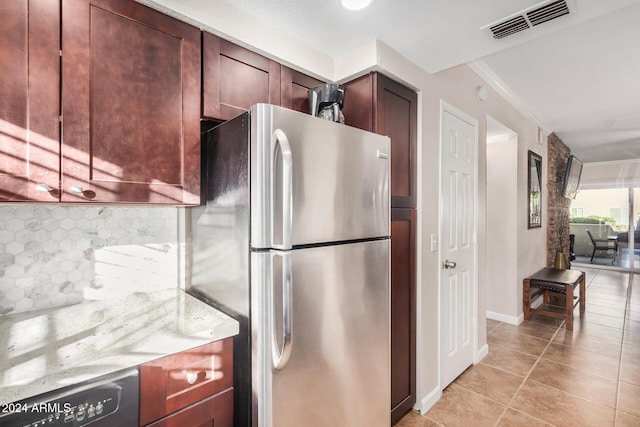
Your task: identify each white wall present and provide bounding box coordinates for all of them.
[486,136,519,321]
[136,0,549,415]
[336,53,549,411]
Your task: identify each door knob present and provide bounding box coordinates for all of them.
[443,260,457,269]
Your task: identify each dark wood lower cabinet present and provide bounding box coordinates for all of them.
[139,338,234,427]
[146,388,233,427]
[391,208,417,424]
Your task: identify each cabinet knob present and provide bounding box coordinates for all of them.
[186,371,206,385]
[186,372,197,384]
[70,185,84,195]
[35,184,51,193]
[68,185,96,200]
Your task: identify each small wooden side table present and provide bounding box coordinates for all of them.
[523,268,586,330]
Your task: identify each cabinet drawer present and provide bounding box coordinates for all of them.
[146,388,233,427]
[139,338,233,425]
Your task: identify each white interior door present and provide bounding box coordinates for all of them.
[439,106,477,388]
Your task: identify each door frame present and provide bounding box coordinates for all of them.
[437,100,480,389]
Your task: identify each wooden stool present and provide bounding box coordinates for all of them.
[523,268,586,330]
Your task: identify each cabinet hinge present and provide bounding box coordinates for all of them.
[59,50,62,57]
[59,115,63,123]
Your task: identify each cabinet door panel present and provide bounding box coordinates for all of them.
[280,67,324,114]
[220,55,271,112]
[343,73,417,208]
[90,6,182,186]
[139,338,233,426]
[377,76,417,208]
[145,388,233,427]
[390,208,416,424]
[0,0,60,202]
[203,33,281,121]
[62,0,200,204]
[342,73,374,132]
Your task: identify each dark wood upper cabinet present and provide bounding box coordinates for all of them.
[343,72,417,208]
[390,208,417,425]
[0,0,60,202]
[203,33,281,121]
[62,0,201,204]
[280,66,324,114]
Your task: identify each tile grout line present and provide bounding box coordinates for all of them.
[493,269,632,426]
[493,322,565,426]
[613,273,634,426]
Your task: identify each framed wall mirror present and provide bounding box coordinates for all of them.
[528,150,542,229]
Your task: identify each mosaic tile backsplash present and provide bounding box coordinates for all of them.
[0,205,182,315]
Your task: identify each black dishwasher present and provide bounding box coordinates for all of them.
[0,368,139,427]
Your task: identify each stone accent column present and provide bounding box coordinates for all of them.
[547,133,571,266]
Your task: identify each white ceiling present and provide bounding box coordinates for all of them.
[211,0,640,163]
[144,0,640,162]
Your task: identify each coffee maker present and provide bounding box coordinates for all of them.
[309,83,346,124]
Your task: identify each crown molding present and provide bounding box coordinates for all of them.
[467,59,551,135]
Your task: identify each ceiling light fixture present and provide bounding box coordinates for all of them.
[341,0,372,11]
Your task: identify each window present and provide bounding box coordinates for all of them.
[571,188,638,269]
[570,207,584,217]
[609,207,629,227]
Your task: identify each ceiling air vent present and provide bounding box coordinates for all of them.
[527,0,570,26]
[482,0,575,40]
[488,15,529,39]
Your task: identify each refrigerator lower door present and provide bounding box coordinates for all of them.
[251,239,390,427]
[250,104,390,249]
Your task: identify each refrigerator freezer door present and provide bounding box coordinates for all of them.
[250,104,390,249]
[251,240,391,427]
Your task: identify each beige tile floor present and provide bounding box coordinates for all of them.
[397,267,640,427]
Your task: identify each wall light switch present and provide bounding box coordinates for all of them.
[430,234,438,252]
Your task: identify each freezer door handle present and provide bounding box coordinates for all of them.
[271,129,293,250]
[272,252,293,370]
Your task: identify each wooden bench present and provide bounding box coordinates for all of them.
[523,268,586,330]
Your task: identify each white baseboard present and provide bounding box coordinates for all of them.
[416,386,442,414]
[486,310,524,325]
[416,343,490,414]
[475,343,489,363]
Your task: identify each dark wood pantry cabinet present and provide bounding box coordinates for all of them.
[0,0,60,202]
[139,338,234,427]
[62,0,201,204]
[390,208,417,424]
[342,72,417,208]
[343,72,418,424]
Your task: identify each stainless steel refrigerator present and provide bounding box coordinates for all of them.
[189,104,390,427]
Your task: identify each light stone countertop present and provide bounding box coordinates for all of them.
[0,289,239,404]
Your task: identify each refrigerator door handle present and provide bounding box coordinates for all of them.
[272,252,293,370]
[271,129,293,250]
